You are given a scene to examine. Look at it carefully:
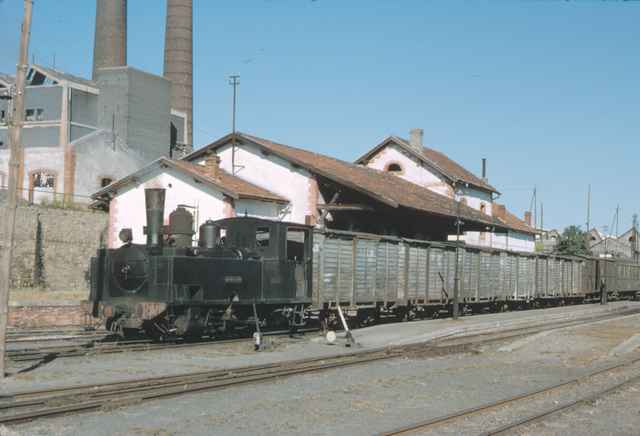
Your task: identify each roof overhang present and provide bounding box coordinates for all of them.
[31,65,99,94]
[188,133,401,209]
[91,157,240,201]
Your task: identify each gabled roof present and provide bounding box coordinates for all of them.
[91,157,287,204]
[187,132,521,232]
[30,65,98,92]
[0,73,14,88]
[355,135,498,194]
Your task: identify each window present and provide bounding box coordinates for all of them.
[0,110,5,124]
[0,172,6,189]
[29,169,56,204]
[256,226,270,248]
[386,163,403,173]
[32,171,56,189]
[36,108,44,121]
[100,177,113,188]
[25,109,35,121]
[286,227,308,262]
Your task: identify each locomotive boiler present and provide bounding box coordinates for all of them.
[90,188,313,339]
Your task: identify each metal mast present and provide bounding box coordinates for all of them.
[229,75,240,175]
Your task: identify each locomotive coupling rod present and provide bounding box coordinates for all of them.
[336,305,357,348]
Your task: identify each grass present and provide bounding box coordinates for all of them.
[9,288,88,302]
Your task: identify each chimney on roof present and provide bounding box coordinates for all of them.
[524,211,532,226]
[493,204,506,221]
[92,0,127,80]
[204,154,221,180]
[164,0,193,152]
[409,128,424,152]
[482,158,487,182]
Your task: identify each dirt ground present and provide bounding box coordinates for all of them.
[6,303,640,436]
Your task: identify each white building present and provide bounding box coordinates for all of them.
[93,156,287,248]
[355,129,536,252]
[96,131,534,252]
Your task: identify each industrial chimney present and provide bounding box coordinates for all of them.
[164,0,193,151]
[92,0,127,80]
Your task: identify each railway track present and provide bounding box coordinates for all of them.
[8,331,108,344]
[380,357,640,436]
[481,372,640,435]
[7,328,319,363]
[8,307,640,364]
[2,308,640,425]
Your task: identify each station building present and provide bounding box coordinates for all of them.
[355,129,536,252]
[94,131,535,252]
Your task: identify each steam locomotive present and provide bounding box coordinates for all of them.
[90,188,313,339]
[90,188,640,340]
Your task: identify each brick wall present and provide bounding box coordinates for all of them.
[0,202,108,293]
[8,300,98,328]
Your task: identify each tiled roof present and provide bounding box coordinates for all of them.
[499,209,536,235]
[189,132,517,231]
[92,157,287,204]
[357,136,498,193]
[171,160,287,203]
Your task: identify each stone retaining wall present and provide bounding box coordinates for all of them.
[0,203,108,293]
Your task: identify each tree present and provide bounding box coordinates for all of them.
[556,225,591,256]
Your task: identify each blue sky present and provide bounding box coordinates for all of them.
[1,1,638,232]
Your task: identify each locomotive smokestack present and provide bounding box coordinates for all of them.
[92,0,127,80]
[164,0,193,151]
[145,188,166,249]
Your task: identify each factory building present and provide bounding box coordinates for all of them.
[0,0,192,204]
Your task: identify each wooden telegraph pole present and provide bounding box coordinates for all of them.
[0,0,33,378]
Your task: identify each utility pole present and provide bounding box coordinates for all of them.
[633,214,639,263]
[528,186,537,229]
[453,181,463,320]
[0,0,33,379]
[586,184,591,232]
[533,186,537,230]
[229,75,240,175]
[540,203,544,230]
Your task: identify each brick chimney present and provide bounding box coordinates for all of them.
[203,154,221,180]
[524,211,532,226]
[493,203,506,221]
[409,128,424,153]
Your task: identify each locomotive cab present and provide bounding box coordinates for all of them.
[214,217,313,301]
